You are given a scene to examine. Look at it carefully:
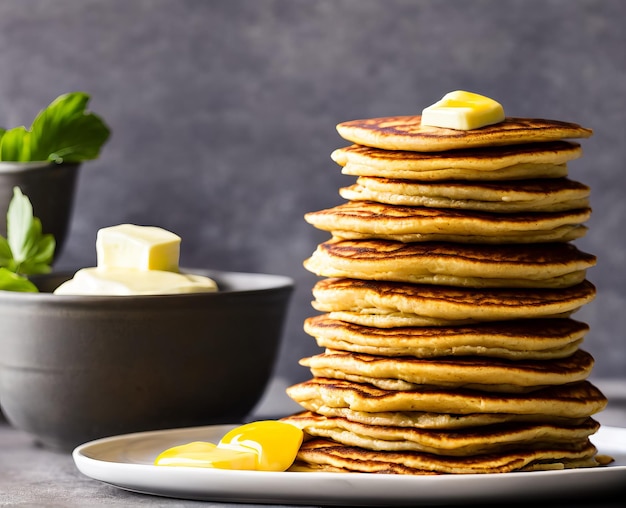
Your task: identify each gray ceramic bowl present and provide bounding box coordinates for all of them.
[0,269,293,451]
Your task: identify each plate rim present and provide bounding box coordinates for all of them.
[72,424,626,506]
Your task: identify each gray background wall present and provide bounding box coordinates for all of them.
[1,0,624,388]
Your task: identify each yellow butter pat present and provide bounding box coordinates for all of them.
[153,421,304,472]
[154,441,257,470]
[421,90,505,130]
[218,420,304,472]
[96,224,181,272]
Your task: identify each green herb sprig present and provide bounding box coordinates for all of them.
[0,91,110,163]
[0,187,55,292]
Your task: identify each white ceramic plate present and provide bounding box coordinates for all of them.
[73,424,626,506]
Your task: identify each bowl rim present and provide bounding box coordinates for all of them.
[0,161,81,173]
[0,268,295,302]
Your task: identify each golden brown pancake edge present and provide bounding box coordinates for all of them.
[336,116,593,152]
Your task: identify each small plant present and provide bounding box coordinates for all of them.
[0,91,111,291]
[0,91,110,163]
[0,187,55,292]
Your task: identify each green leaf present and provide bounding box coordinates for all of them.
[0,126,31,161]
[7,186,34,264]
[0,236,12,266]
[14,259,52,276]
[0,267,38,292]
[28,91,111,163]
[30,227,56,264]
[0,187,53,289]
[15,218,55,275]
[21,216,42,259]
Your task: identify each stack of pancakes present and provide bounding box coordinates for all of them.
[282,115,612,474]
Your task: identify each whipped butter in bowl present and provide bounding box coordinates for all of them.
[54,224,218,296]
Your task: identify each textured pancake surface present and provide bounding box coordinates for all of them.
[340,176,590,212]
[304,315,588,360]
[290,437,599,474]
[311,278,596,327]
[304,201,591,244]
[282,411,600,455]
[300,349,595,392]
[292,401,590,430]
[285,378,608,418]
[335,117,593,152]
[331,141,582,169]
[341,162,568,181]
[304,239,596,288]
[332,141,580,180]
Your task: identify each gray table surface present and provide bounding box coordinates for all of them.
[1,377,625,507]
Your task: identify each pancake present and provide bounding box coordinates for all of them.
[304,239,596,288]
[290,437,600,474]
[335,116,593,152]
[304,315,588,361]
[300,349,595,392]
[294,401,590,430]
[342,162,568,181]
[285,378,608,418]
[304,201,591,244]
[311,278,596,327]
[339,177,590,212]
[281,412,600,456]
[332,141,581,181]
[289,108,605,476]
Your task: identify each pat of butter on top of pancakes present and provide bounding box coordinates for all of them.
[421,90,505,130]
